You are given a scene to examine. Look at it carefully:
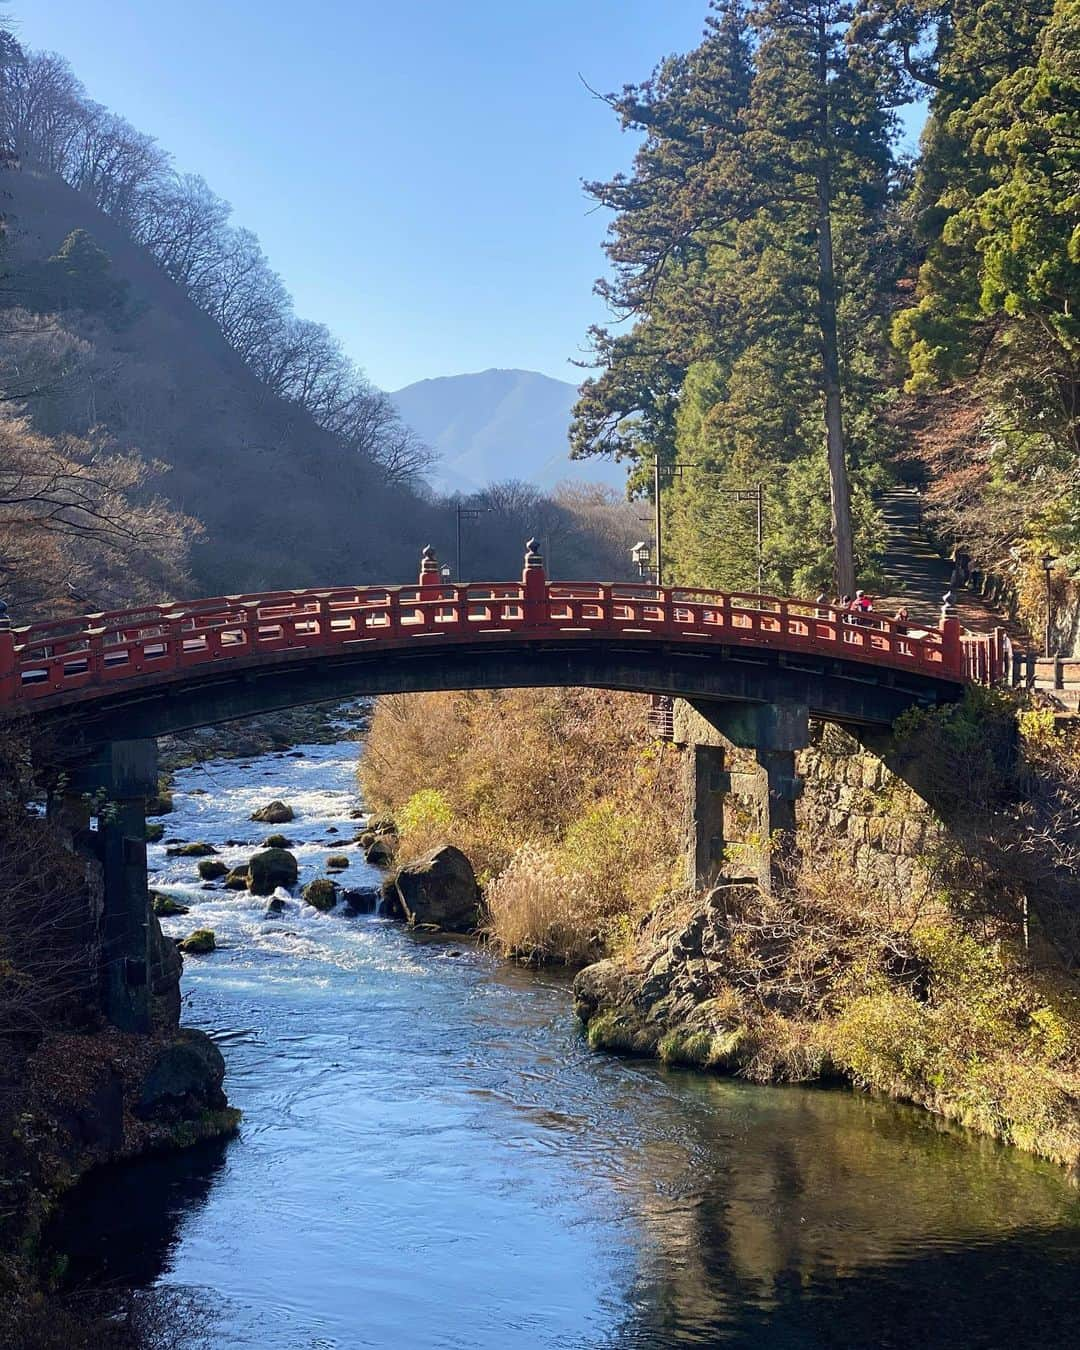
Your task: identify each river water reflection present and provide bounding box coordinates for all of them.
[55,740,1080,1349]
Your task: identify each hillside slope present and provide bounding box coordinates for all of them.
[4,165,438,596]
[391,369,625,494]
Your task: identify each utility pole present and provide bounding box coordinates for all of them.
[653,455,663,588]
[652,456,764,592]
[455,506,490,582]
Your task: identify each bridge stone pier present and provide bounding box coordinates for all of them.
[48,738,158,1033]
[676,699,810,893]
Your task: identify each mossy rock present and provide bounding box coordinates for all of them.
[197,859,228,880]
[250,800,294,824]
[365,838,395,866]
[326,854,350,870]
[179,929,215,954]
[224,866,250,891]
[152,894,189,917]
[146,792,174,816]
[302,878,338,912]
[145,821,165,843]
[166,841,217,858]
[248,847,298,897]
[262,833,293,849]
[357,831,375,849]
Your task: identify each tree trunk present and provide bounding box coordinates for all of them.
[815,14,856,598]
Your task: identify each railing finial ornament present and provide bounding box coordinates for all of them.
[418,545,441,588]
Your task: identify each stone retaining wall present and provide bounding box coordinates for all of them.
[796,724,940,898]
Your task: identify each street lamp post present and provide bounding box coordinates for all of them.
[1041,554,1057,657]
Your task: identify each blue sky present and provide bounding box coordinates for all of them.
[15,2,925,392]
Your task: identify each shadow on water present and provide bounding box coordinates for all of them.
[49,1136,231,1292]
[608,1224,1080,1349]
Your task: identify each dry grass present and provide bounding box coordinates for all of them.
[483,846,603,967]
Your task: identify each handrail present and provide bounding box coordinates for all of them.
[0,566,1004,711]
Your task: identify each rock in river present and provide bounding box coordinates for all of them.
[179,928,216,955]
[250,799,294,824]
[166,841,218,857]
[135,1028,227,1120]
[392,845,480,933]
[342,886,379,914]
[302,877,338,911]
[248,847,298,896]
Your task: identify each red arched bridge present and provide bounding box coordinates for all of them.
[13,542,1009,1035]
[2,543,1006,748]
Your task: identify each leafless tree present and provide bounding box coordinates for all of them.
[0,411,198,615]
[132,171,232,288]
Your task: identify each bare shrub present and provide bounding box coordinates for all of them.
[0,410,198,615]
[0,732,96,1055]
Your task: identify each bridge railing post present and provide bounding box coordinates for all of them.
[940,616,963,678]
[522,538,547,628]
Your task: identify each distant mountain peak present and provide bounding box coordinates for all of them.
[389,368,625,496]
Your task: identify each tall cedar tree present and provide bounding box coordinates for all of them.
[573,0,899,594]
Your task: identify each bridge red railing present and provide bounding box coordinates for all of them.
[0,545,1006,710]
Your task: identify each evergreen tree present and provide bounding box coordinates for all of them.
[572,0,899,594]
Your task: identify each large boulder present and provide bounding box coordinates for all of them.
[392,846,480,933]
[250,800,294,824]
[247,847,298,896]
[135,1028,227,1121]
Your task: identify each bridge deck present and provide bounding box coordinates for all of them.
[0,555,1008,720]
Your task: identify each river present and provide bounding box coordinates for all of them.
[53,732,1080,1349]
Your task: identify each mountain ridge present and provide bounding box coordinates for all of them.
[390,367,625,495]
